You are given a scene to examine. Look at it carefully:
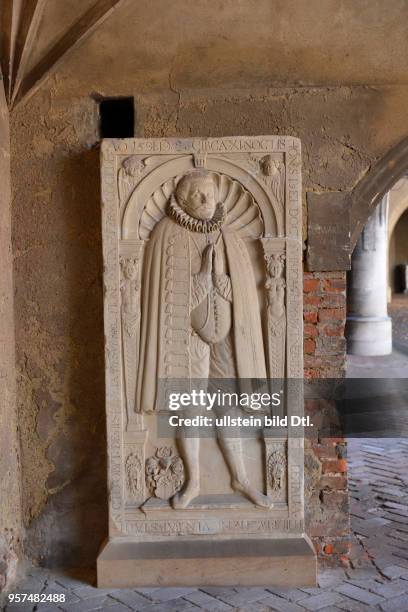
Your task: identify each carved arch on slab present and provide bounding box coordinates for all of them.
[122,156,283,240]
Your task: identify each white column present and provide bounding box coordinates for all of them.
[346,195,392,355]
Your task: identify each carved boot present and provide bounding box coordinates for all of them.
[219,438,273,509]
[172,437,200,509]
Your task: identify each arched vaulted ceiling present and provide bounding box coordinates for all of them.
[1,0,408,109]
[0,0,124,107]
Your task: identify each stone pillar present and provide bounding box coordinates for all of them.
[346,196,392,356]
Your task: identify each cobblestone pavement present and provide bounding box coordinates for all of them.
[5,438,408,612]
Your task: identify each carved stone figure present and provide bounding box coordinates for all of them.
[120,256,140,337]
[137,169,272,509]
[265,254,286,322]
[261,154,285,206]
[118,156,145,208]
[125,452,143,499]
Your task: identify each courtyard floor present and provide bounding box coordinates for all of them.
[5,298,408,612]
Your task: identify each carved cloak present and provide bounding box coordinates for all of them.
[136,215,267,412]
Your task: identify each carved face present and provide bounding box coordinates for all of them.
[262,155,278,177]
[176,172,217,221]
[123,260,137,280]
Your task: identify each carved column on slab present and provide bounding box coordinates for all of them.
[119,239,144,424]
[124,429,147,506]
[261,237,286,379]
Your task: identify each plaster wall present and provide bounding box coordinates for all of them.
[0,83,22,592]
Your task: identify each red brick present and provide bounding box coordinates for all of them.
[318,308,346,322]
[320,475,347,490]
[319,324,344,337]
[304,338,316,354]
[304,311,318,323]
[321,490,349,509]
[304,278,320,292]
[315,336,346,356]
[304,354,345,367]
[322,278,346,293]
[304,369,320,379]
[322,459,348,474]
[304,323,318,337]
[320,293,346,308]
[304,295,321,307]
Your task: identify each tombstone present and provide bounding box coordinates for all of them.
[97,136,316,587]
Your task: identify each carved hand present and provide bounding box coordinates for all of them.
[213,244,224,276]
[200,243,214,279]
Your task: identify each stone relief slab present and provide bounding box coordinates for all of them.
[98,137,314,585]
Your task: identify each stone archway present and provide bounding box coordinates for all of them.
[350,136,408,251]
[345,139,408,355]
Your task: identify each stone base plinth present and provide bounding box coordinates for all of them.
[97,536,317,587]
[346,315,392,356]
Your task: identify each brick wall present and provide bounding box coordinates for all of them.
[303,271,350,567]
[304,272,347,379]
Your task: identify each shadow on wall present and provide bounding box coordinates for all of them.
[18,145,108,568]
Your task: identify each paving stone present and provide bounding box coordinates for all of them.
[336,600,375,612]
[381,564,408,579]
[236,605,271,612]
[109,589,153,609]
[59,595,112,612]
[5,603,36,612]
[183,589,233,610]
[345,567,381,581]
[335,583,384,605]
[14,576,47,593]
[104,604,133,612]
[300,592,345,611]
[200,588,237,598]
[53,570,96,590]
[379,594,408,612]
[134,588,161,598]
[72,585,115,599]
[42,583,81,604]
[317,570,347,589]
[256,594,307,612]
[367,578,408,598]
[266,588,309,603]
[217,588,271,607]
[137,598,199,612]
[148,587,198,603]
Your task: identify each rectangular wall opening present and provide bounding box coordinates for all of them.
[99,97,134,138]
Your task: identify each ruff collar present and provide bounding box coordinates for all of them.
[168,195,226,233]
